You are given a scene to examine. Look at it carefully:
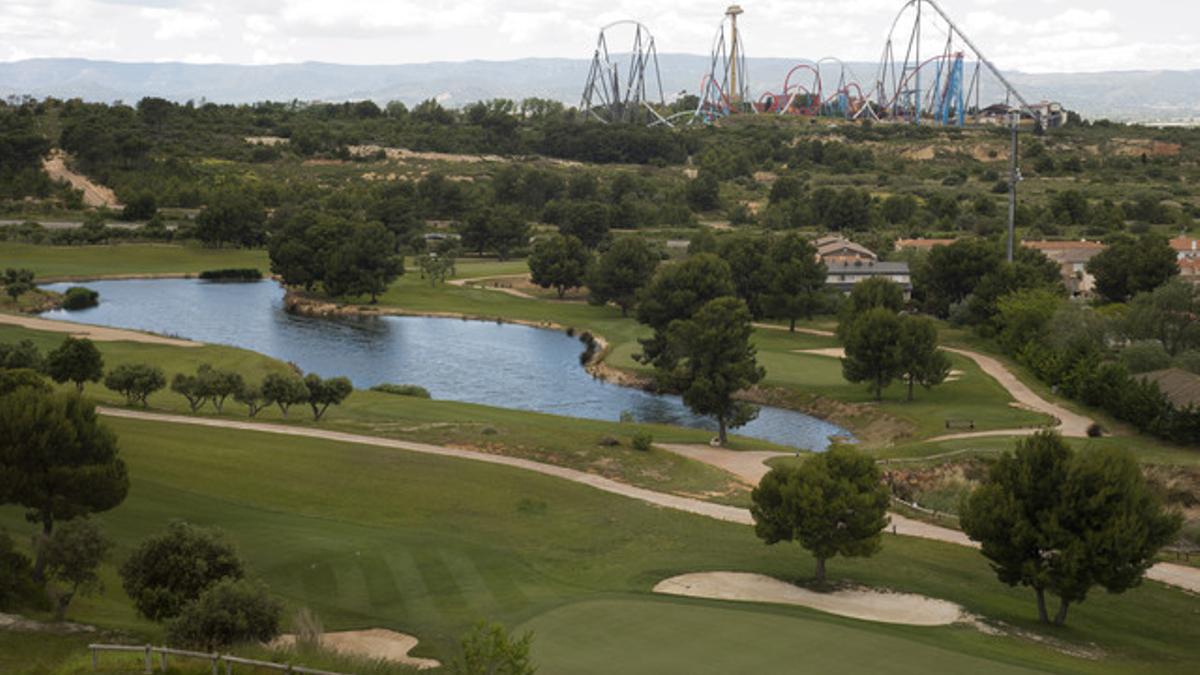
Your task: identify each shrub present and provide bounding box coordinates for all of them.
[631,431,654,452]
[450,623,536,675]
[370,383,432,398]
[1087,423,1104,438]
[61,286,99,311]
[1120,342,1172,374]
[0,338,42,370]
[0,530,38,611]
[598,435,620,447]
[120,521,245,621]
[198,268,262,281]
[166,579,282,651]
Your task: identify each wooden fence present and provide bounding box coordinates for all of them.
[87,643,350,675]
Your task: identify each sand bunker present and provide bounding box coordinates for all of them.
[654,572,965,626]
[0,313,199,347]
[794,347,846,358]
[273,629,440,670]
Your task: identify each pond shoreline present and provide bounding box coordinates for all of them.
[281,290,869,441]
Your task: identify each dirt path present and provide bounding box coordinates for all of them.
[447,275,535,299]
[42,149,121,208]
[0,313,199,347]
[99,408,1200,594]
[655,572,966,626]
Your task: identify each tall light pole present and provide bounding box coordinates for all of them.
[1007,111,1022,262]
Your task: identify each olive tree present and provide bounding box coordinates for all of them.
[262,373,309,418]
[961,432,1180,625]
[303,374,353,421]
[104,364,166,407]
[751,446,890,583]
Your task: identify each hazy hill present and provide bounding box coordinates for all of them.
[2,56,1198,123]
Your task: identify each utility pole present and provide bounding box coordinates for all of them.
[1007,111,1022,262]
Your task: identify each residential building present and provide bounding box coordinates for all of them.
[814,236,877,265]
[825,260,912,297]
[1021,240,1106,296]
[1171,234,1199,261]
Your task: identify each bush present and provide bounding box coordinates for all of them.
[370,383,432,398]
[631,431,654,452]
[450,623,536,675]
[60,286,99,311]
[597,435,620,447]
[166,579,282,651]
[120,521,245,621]
[198,268,262,281]
[1120,342,1172,374]
[0,530,39,610]
[1087,423,1104,438]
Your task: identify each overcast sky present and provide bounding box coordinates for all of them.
[1,0,1195,73]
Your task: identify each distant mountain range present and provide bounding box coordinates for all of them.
[2,57,1198,124]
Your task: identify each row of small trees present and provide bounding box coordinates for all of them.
[0,337,354,422]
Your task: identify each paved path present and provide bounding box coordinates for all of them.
[447,274,535,299]
[99,408,1199,594]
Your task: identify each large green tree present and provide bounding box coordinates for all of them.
[40,518,112,620]
[303,373,353,421]
[717,234,772,319]
[836,277,905,340]
[635,253,735,370]
[961,432,1180,625]
[1124,279,1200,356]
[751,446,890,583]
[586,237,659,316]
[45,337,104,392]
[663,297,765,445]
[896,315,952,401]
[195,188,267,248]
[529,234,590,299]
[120,521,246,622]
[324,222,405,302]
[1087,234,1179,304]
[763,234,826,331]
[2,268,34,302]
[841,307,904,400]
[0,389,128,579]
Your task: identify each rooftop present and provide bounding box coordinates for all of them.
[1137,368,1200,409]
[826,261,911,274]
[895,238,955,250]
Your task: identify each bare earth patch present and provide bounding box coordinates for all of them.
[0,313,199,347]
[273,629,440,670]
[42,149,121,208]
[654,572,965,626]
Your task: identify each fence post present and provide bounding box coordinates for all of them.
[91,646,98,670]
[143,645,152,675]
[211,653,220,675]
[225,656,233,675]
[160,647,168,672]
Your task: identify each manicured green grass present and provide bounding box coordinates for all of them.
[0,323,757,505]
[3,417,1197,673]
[520,599,1042,675]
[0,242,268,280]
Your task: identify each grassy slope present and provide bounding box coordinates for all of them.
[0,323,754,505]
[2,416,1197,674]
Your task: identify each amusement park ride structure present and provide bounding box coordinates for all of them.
[579,0,1056,129]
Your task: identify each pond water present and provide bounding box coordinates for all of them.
[40,279,852,450]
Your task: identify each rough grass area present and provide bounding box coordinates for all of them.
[0,242,268,280]
[2,417,1198,673]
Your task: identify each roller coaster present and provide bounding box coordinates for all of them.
[579,0,1056,128]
